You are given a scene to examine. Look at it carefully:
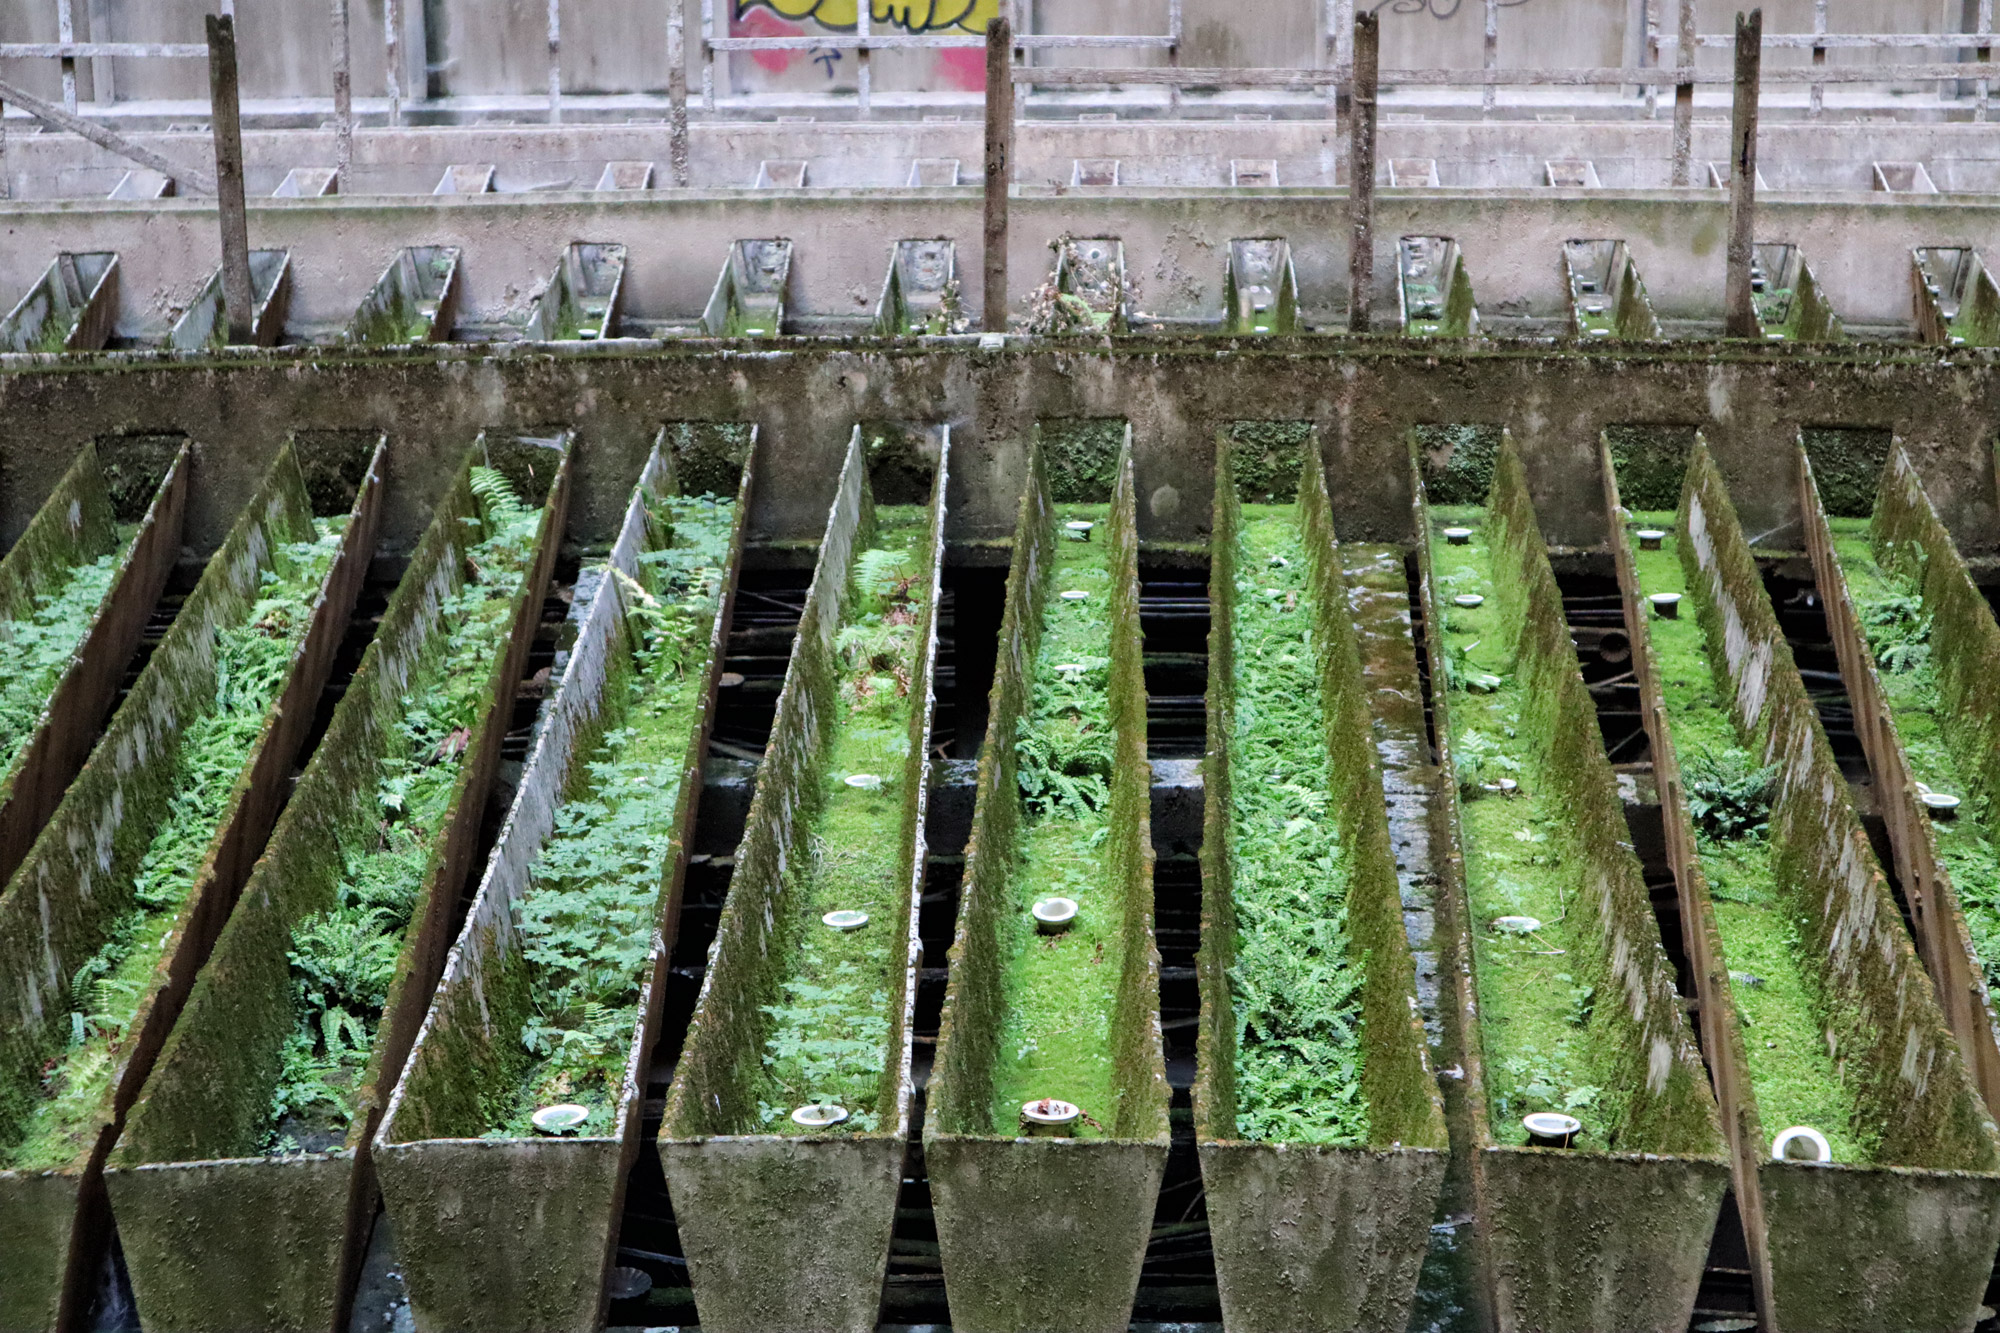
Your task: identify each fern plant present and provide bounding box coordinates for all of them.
[1685,746,1779,844]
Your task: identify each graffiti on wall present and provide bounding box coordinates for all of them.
[736,0,1002,34]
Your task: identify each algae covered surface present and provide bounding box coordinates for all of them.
[1226,506,1367,1145]
[752,506,932,1135]
[990,504,1123,1136]
[481,491,737,1139]
[0,530,134,773]
[1430,505,1627,1151]
[1628,510,1872,1164]
[0,520,347,1172]
[1830,517,2000,991]
[263,471,546,1154]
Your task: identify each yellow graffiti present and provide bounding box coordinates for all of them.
[739,0,1001,35]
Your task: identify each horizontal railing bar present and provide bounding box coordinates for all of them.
[0,42,207,57]
[708,32,1175,52]
[1660,32,1996,49]
[1020,61,2000,86]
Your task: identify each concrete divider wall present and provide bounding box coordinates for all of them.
[1680,441,2000,1329]
[105,439,567,1333]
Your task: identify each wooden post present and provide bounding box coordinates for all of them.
[856,0,871,118]
[1979,0,1993,122]
[1809,0,1826,117]
[57,0,78,112]
[1482,0,1498,115]
[669,0,689,185]
[547,0,562,124]
[1725,8,1762,339]
[385,0,402,126]
[0,96,8,202]
[1671,0,1695,185]
[332,0,353,175]
[1348,11,1378,334]
[983,16,1013,334]
[207,14,255,346]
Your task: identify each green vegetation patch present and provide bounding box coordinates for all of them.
[1605,427,1696,512]
[1628,510,1872,1163]
[0,538,131,776]
[1225,424,1311,506]
[0,520,345,1172]
[1431,508,1629,1151]
[480,493,737,1138]
[1225,507,1367,1145]
[263,470,546,1154]
[1040,422,1124,504]
[1802,428,1891,520]
[667,422,755,501]
[990,504,1123,1134]
[1417,427,1500,506]
[752,507,932,1134]
[1830,518,2000,990]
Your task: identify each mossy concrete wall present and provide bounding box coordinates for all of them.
[375,440,739,1333]
[103,441,564,1333]
[1450,435,1726,1333]
[5,341,2000,563]
[1192,438,1446,1333]
[0,440,185,889]
[0,442,372,1332]
[924,431,1169,1333]
[1680,442,2000,1331]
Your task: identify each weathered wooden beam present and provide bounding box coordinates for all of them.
[1725,8,1763,340]
[1672,0,1695,185]
[983,16,1012,335]
[331,0,353,174]
[207,14,255,345]
[1348,11,1378,334]
[668,0,689,186]
[0,72,214,194]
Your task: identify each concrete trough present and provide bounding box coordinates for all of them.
[0,438,383,1331]
[924,427,1169,1333]
[374,433,752,1332]
[1562,238,1661,341]
[1612,439,2000,1331]
[0,252,119,353]
[1193,432,1446,1333]
[1399,235,1479,340]
[167,249,293,350]
[0,439,186,891]
[1223,238,1298,336]
[523,242,628,342]
[701,238,792,338]
[1910,247,2000,347]
[1418,433,1729,1333]
[874,238,958,336]
[660,425,946,1332]
[102,433,572,1333]
[1750,242,1844,344]
[345,246,463,346]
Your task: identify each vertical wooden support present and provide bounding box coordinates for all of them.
[669,0,689,185]
[57,0,78,112]
[1979,0,1993,122]
[1809,0,1826,117]
[547,0,562,124]
[1725,8,1762,339]
[1167,0,1181,116]
[332,0,354,174]
[1348,11,1378,334]
[1671,0,1694,185]
[982,16,1012,334]
[0,97,8,201]
[856,0,871,117]
[1482,0,1498,115]
[207,14,255,347]
[701,0,715,109]
[384,0,402,126]
[1644,0,1659,117]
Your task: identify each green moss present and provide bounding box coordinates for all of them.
[0,522,346,1172]
[668,422,754,500]
[1627,511,1874,1164]
[990,505,1122,1135]
[1225,424,1310,505]
[1605,427,1696,512]
[1040,422,1124,504]
[482,493,737,1139]
[1802,429,1891,520]
[1417,427,1500,506]
[1431,508,1630,1150]
[265,472,547,1154]
[0,535,132,775]
[751,506,932,1134]
[1226,507,1367,1145]
[1831,519,2000,990]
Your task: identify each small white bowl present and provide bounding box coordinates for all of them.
[1922,791,1961,817]
[1469,673,1504,694]
[844,773,884,790]
[1772,1125,1832,1163]
[1635,528,1667,550]
[1020,1098,1083,1136]
[1454,594,1485,608]
[1060,590,1090,601]
[792,1103,850,1128]
[532,1104,590,1136]
[1064,520,1096,541]
[1523,1112,1582,1147]
[1490,914,1541,935]
[1442,526,1474,546]
[1033,897,1079,934]
[1480,777,1519,794]
[823,910,870,931]
[606,1265,653,1300]
[1650,592,1682,619]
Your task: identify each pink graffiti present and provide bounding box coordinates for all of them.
[732,7,804,72]
[935,46,985,91]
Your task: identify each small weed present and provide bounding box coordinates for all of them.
[1685,746,1779,844]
